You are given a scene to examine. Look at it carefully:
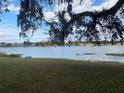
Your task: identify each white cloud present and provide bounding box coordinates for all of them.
[30,30,49,42]
[7,3,20,14]
[0,25,48,43]
[91,0,119,11]
[72,0,119,13]
[44,0,120,22]
[72,0,93,13]
[0,26,20,42]
[52,0,119,13]
[44,12,58,22]
[0,0,20,14]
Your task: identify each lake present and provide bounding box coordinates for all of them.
[0,46,124,62]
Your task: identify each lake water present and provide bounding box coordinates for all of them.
[0,46,124,62]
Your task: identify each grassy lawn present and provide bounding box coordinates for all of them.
[0,57,124,93]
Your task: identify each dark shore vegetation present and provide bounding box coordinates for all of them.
[0,52,22,58]
[106,53,124,57]
[0,58,124,93]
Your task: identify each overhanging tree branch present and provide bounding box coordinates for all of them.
[68,0,124,25]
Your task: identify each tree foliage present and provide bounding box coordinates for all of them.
[18,0,124,45]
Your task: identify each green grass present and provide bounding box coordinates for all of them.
[0,57,124,93]
[106,53,124,57]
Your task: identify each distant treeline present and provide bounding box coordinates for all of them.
[25,40,124,46]
[0,40,123,47]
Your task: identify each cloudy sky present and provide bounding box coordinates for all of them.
[0,0,123,43]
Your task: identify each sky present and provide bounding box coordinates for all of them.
[0,0,124,43]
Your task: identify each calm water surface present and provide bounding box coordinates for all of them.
[0,46,124,62]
